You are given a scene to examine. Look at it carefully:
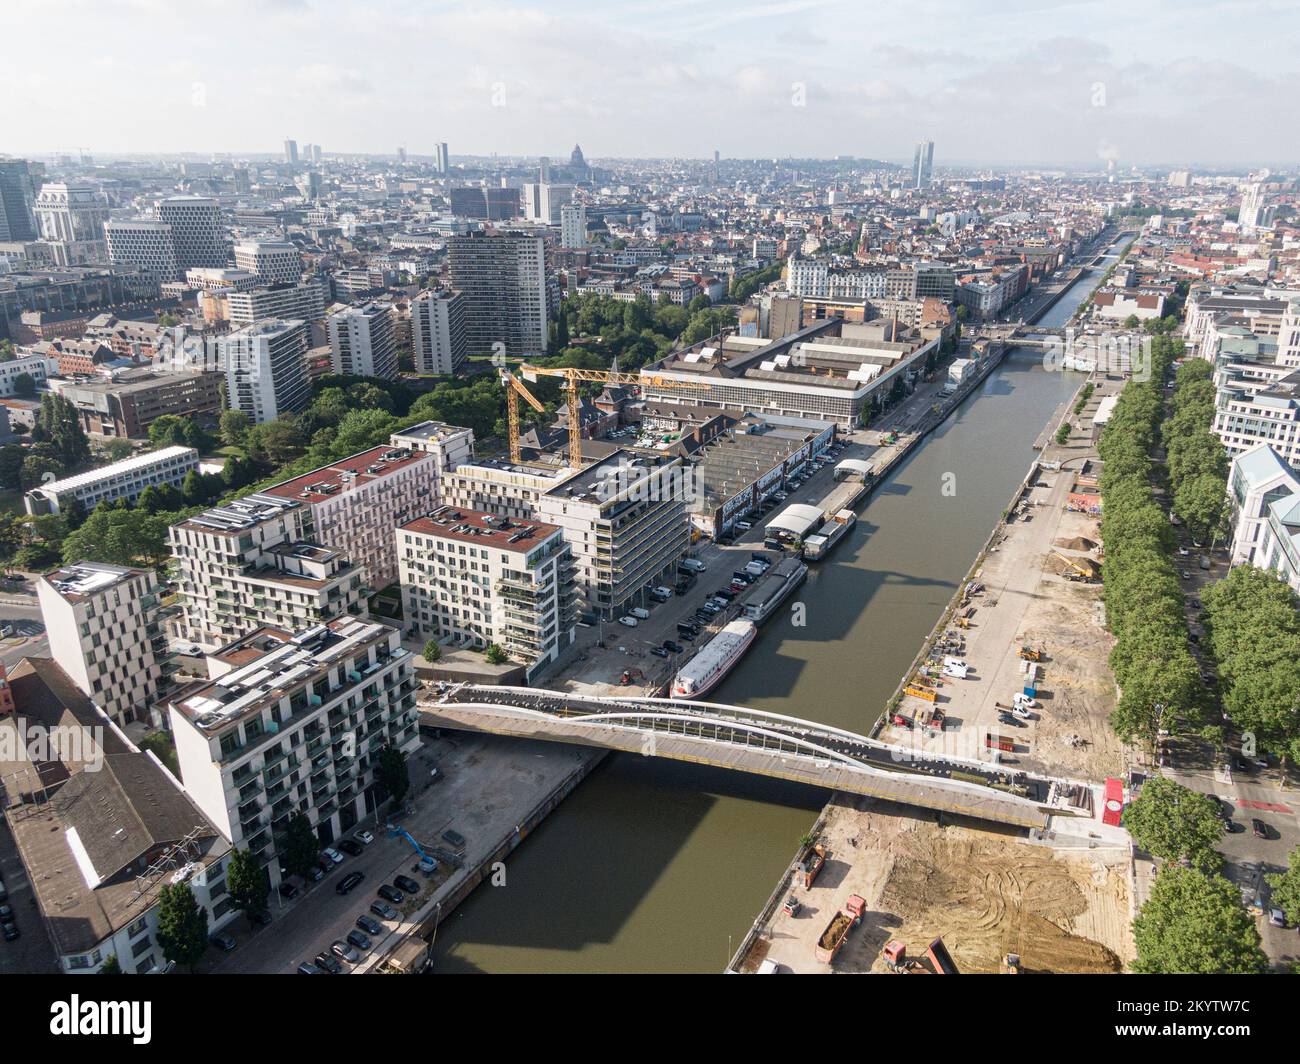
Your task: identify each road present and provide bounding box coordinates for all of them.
[0,591,46,674]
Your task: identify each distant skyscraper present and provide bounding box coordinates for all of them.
[310,143,322,164]
[284,138,299,164]
[1238,181,1271,230]
[0,159,38,242]
[523,182,572,224]
[398,146,407,164]
[912,140,934,190]
[221,318,311,424]
[714,149,720,163]
[447,231,550,357]
[435,142,449,174]
[105,220,178,282]
[328,302,398,379]
[411,289,468,374]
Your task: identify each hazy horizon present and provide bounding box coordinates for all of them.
[3,0,1298,168]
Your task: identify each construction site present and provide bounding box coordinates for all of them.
[879,383,1127,783]
[736,796,1132,975]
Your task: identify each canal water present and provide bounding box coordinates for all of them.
[429,244,1119,973]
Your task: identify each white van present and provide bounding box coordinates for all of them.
[629,606,651,620]
[680,558,707,573]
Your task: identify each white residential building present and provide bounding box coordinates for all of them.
[1227,443,1300,594]
[37,562,167,727]
[389,420,475,471]
[260,444,442,591]
[398,505,575,678]
[225,278,327,326]
[233,240,302,285]
[168,617,420,880]
[328,300,397,380]
[24,445,199,515]
[169,493,369,650]
[442,458,574,521]
[1214,369,1300,471]
[220,318,311,424]
[535,450,690,618]
[560,204,587,249]
[409,288,468,375]
[0,350,53,396]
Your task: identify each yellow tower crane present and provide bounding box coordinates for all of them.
[499,368,547,465]
[513,364,708,469]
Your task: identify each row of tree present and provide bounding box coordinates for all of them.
[1098,339,1205,751]
[1165,356,1230,545]
[1200,565,1300,767]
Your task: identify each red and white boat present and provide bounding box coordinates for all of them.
[670,620,757,700]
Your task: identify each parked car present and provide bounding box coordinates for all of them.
[337,839,363,857]
[346,929,372,952]
[336,871,365,895]
[618,615,639,628]
[782,896,801,917]
[1269,908,1287,928]
[278,882,300,900]
[370,900,399,921]
[735,521,753,532]
[1252,818,1268,839]
[315,951,344,974]
[306,866,325,883]
[629,606,651,620]
[356,914,383,936]
[377,884,405,904]
[322,847,344,865]
[651,585,673,599]
[2,922,18,942]
[248,909,273,927]
[663,641,683,654]
[997,712,1025,728]
[330,940,360,963]
[394,875,421,895]
[297,962,324,974]
[1010,703,1032,720]
[209,932,237,952]
[650,646,669,658]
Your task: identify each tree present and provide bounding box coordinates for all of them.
[0,445,24,491]
[1265,847,1300,927]
[156,882,209,972]
[1122,777,1223,868]
[226,847,271,925]
[98,955,122,974]
[32,394,89,469]
[484,643,508,665]
[1054,422,1071,445]
[11,372,35,398]
[422,639,441,663]
[281,812,320,879]
[20,454,63,491]
[1131,866,1267,974]
[61,507,172,568]
[219,409,251,449]
[375,743,410,806]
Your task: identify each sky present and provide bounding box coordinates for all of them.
[3,0,1298,167]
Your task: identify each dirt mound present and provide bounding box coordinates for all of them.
[1055,536,1097,551]
[873,832,1123,974]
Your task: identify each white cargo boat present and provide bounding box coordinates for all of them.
[670,620,758,699]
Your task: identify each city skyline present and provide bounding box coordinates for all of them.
[2,0,1298,167]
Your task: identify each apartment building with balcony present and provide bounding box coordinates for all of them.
[535,450,690,618]
[388,420,475,471]
[397,505,576,678]
[167,617,420,880]
[36,561,170,727]
[169,493,368,651]
[260,444,441,592]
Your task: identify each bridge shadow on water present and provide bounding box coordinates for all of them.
[428,751,827,971]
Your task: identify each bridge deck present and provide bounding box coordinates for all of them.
[421,703,1051,831]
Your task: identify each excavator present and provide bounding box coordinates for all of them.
[1052,550,1100,584]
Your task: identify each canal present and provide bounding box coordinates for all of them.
[428,240,1121,973]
